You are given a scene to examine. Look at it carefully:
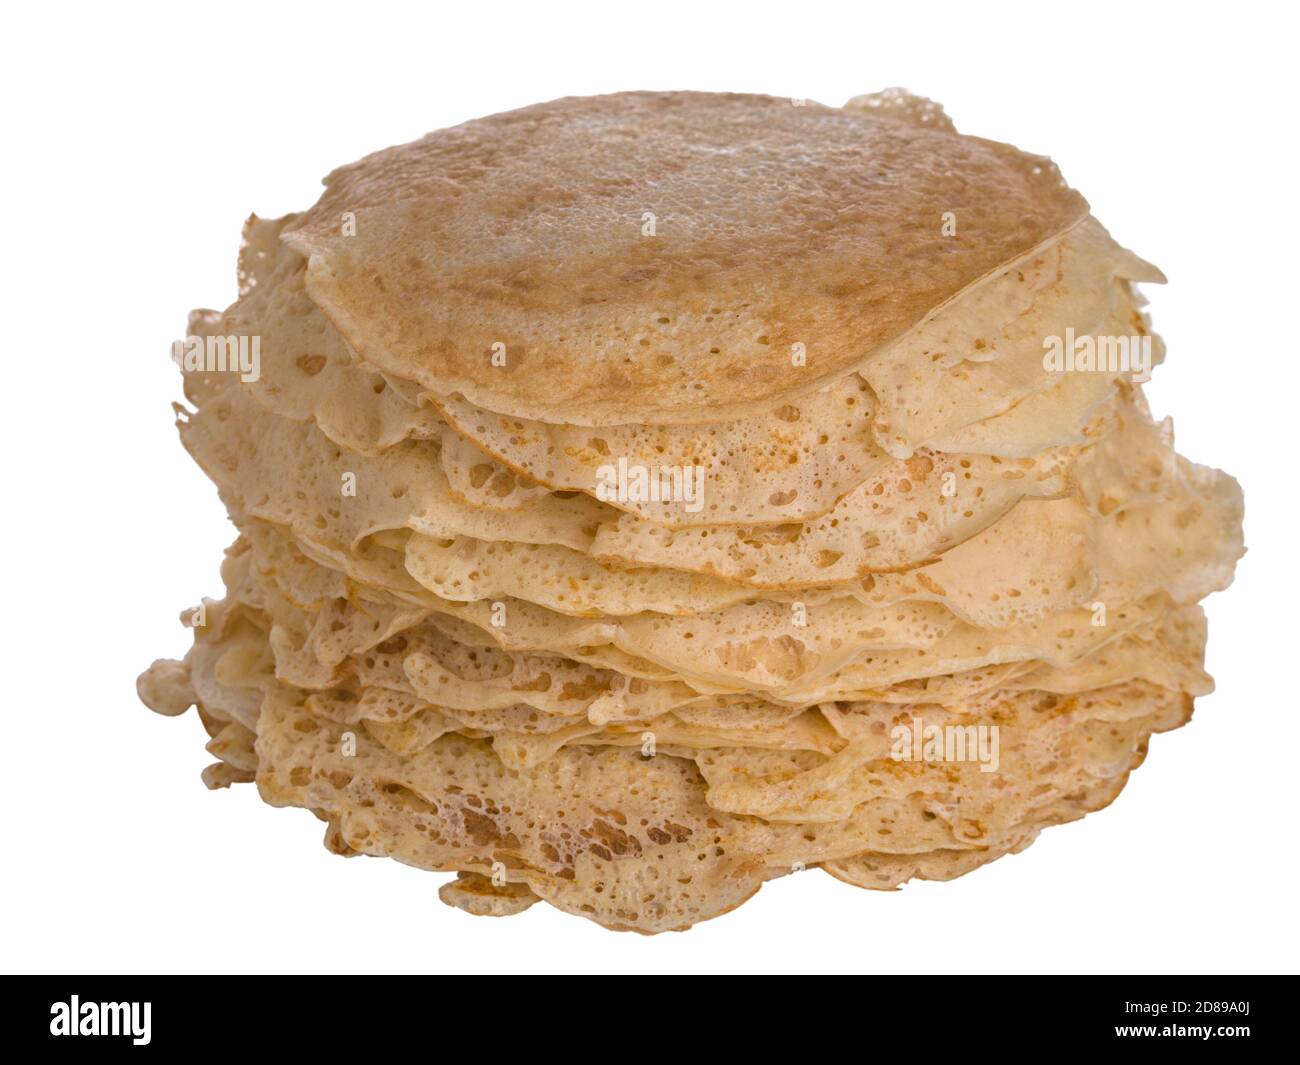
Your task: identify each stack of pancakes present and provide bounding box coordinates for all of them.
[140,91,1243,932]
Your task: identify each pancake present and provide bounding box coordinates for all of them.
[140,89,1242,932]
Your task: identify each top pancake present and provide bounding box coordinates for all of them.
[283,91,1088,426]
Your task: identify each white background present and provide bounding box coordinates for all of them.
[3,1,1294,975]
